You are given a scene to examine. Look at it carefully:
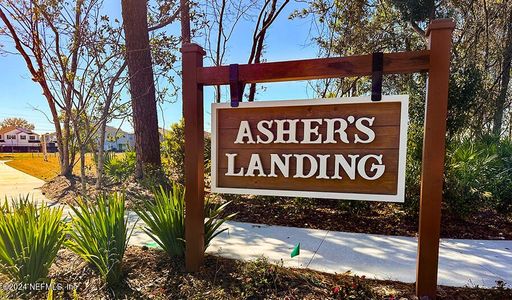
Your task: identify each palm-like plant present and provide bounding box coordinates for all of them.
[204,197,236,249]
[0,196,65,284]
[66,192,133,286]
[135,184,185,257]
[135,184,235,257]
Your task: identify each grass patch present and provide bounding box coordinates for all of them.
[0,153,95,181]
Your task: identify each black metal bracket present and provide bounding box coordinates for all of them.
[371,52,384,102]
[229,64,244,107]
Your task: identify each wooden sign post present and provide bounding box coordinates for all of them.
[181,19,454,299]
[416,21,455,298]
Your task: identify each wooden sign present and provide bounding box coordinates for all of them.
[211,96,408,202]
[185,21,453,297]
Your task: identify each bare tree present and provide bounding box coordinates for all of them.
[0,0,101,177]
[247,0,290,101]
[202,0,258,102]
[78,11,129,190]
[493,8,512,135]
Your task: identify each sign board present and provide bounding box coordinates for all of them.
[211,96,408,202]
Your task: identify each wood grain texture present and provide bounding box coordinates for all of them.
[182,43,206,272]
[218,102,401,128]
[218,126,399,150]
[416,19,455,299]
[214,101,402,195]
[199,51,430,85]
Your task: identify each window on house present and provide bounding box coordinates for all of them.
[29,136,35,140]
[7,135,16,139]
[20,135,26,140]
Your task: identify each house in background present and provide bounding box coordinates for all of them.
[103,125,135,152]
[42,125,135,153]
[0,126,40,152]
[40,133,59,153]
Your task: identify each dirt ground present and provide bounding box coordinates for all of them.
[40,175,152,208]
[219,195,512,240]
[0,246,509,300]
[39,174,512,240]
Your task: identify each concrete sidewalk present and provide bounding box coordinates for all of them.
[202,222,511,288]
[1,160,511,288]
[0,160,47,200]
[129,220,512,288]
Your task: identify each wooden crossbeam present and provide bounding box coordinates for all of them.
[197,50,430,85]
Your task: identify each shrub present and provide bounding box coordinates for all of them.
[402,123,423,215]
[204,194,236,249]
[490,139,512,211]
[139,164,171,190]
[444,138,499,217]
[135,184,234,257]
[102,151,136,182]
[66,193,133,286]
[403,131,512,218]
[161,119,211,185]
[0,196,65,284]
[331,274,375,299]
[237,257,281,298]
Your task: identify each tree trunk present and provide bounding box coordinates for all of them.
[181,0,191,44]
[248,28,266,101]
[95,63,126,188]
[493,9,512,136]
[61,117,72,176]
[96,121,107,188]
[121,0,162,178]
[80,145,86,195]
[214,0,226,103]
[246,0,289,102]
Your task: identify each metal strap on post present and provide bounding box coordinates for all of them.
[371,52,384,101]
[229,64,243,107]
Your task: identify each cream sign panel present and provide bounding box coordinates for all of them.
[211,96,409,202]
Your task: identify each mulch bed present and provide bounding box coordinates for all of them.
[219,195,512,240]
[40,175,153,209]
[41,175,512,240]
[1,246,509,299]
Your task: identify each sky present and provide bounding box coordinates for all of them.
[0,1,319,134]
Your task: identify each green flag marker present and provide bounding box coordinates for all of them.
[146,242,159,248]
[291,243,300,258]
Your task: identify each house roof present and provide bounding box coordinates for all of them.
[0,126,16,135]
[158,127,211,139]
[105,125,133,137]
[0,126,37,135]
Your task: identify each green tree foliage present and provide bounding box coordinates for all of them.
[295,0,512,217]
[291,0,427,130]
[392,0,437,22]
[296,0,512,136]
[447,64,484,137]
[0,118,35,131]
[161,119,212,185]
